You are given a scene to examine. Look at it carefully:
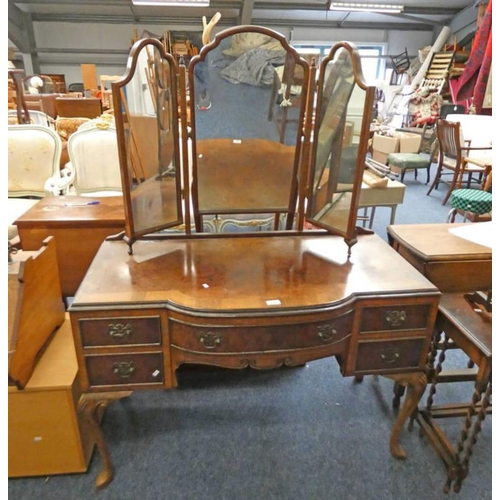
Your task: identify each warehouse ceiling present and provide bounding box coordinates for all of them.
[9,0,477,31]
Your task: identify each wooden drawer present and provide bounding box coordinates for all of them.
[170,313,353,354]
[359,304,430,333]
[79,316,161,347]
[85,353,164,387]
[355,338,425,374]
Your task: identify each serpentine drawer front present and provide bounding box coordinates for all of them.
[85,353,164,388]
[169,312,354,353]
[79,316,162,347]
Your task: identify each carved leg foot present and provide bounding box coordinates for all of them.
[386,372,427,460]
[78,391,133,489]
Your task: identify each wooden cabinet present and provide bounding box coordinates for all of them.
[8,317,95,477]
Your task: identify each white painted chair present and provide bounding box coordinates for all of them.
[8,124,70,240]
[62,118,123,196]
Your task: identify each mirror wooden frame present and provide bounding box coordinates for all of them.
[187,26,311,233]
[305,41,375,251]
[112,32,375,256]
[112,38,186,252]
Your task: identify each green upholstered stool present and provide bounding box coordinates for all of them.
[447,189,493,222]
[386,153,431,183]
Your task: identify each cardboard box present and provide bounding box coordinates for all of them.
[371,132,421,164]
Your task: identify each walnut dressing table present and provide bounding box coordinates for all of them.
[69,233,439,487]
[68,33,441,489]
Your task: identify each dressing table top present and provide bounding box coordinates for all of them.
[71,233,437,312]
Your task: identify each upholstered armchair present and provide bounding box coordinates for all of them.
[54,116,122,197]
[8,124,71,240]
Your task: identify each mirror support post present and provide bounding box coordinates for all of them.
[297,62,317,231]
[178,64,191,234]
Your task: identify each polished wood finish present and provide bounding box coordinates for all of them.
[387,223,492,293]
[8,317,96,477]
[15,195,125,299]
[55,97,102,118]
[69,233,440,487]
[414,293,492,493]
[8,237,66,388]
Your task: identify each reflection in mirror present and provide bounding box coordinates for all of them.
[307,43,374,250]
[113,38,183,248]
[188,27,309,232]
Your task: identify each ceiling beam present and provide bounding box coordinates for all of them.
[12,0,464,16]
[22,12,435,31]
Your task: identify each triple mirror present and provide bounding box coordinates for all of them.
[112,28,374,252]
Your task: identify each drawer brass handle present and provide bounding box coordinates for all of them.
[317,324,337,342]
[380,348,400,364]
[113,361,136,378]
[385,310,406,327]
[108,323,133,339]
[199,331,222,349]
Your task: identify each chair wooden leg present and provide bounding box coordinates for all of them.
[442,169,461,205]
[427,164,443,195]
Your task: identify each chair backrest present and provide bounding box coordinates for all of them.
[8,124,62,197]
[68,83,85,92]
[67,121,122,195]
[436,119,462,167]
[8,109,52,127]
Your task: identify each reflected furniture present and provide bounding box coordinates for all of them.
[9,313,97,477]
[15,195,125,300]
[67,30,442,490]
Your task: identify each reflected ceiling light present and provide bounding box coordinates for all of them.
[132,0,209,6]
[329,3,404,13]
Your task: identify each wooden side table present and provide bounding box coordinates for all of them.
[15,195,125,300]
[412,293,492,493]
[387,223,492,293]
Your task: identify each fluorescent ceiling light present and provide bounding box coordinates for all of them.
[132,0,209,6]
[329,3,404,13]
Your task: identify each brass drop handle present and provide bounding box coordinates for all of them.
[108,323,133,339]
[317,325,337,342]
[199,331,222,349]
[385,310,406,327]
[380,348,400,364]
[113,361,136,378]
